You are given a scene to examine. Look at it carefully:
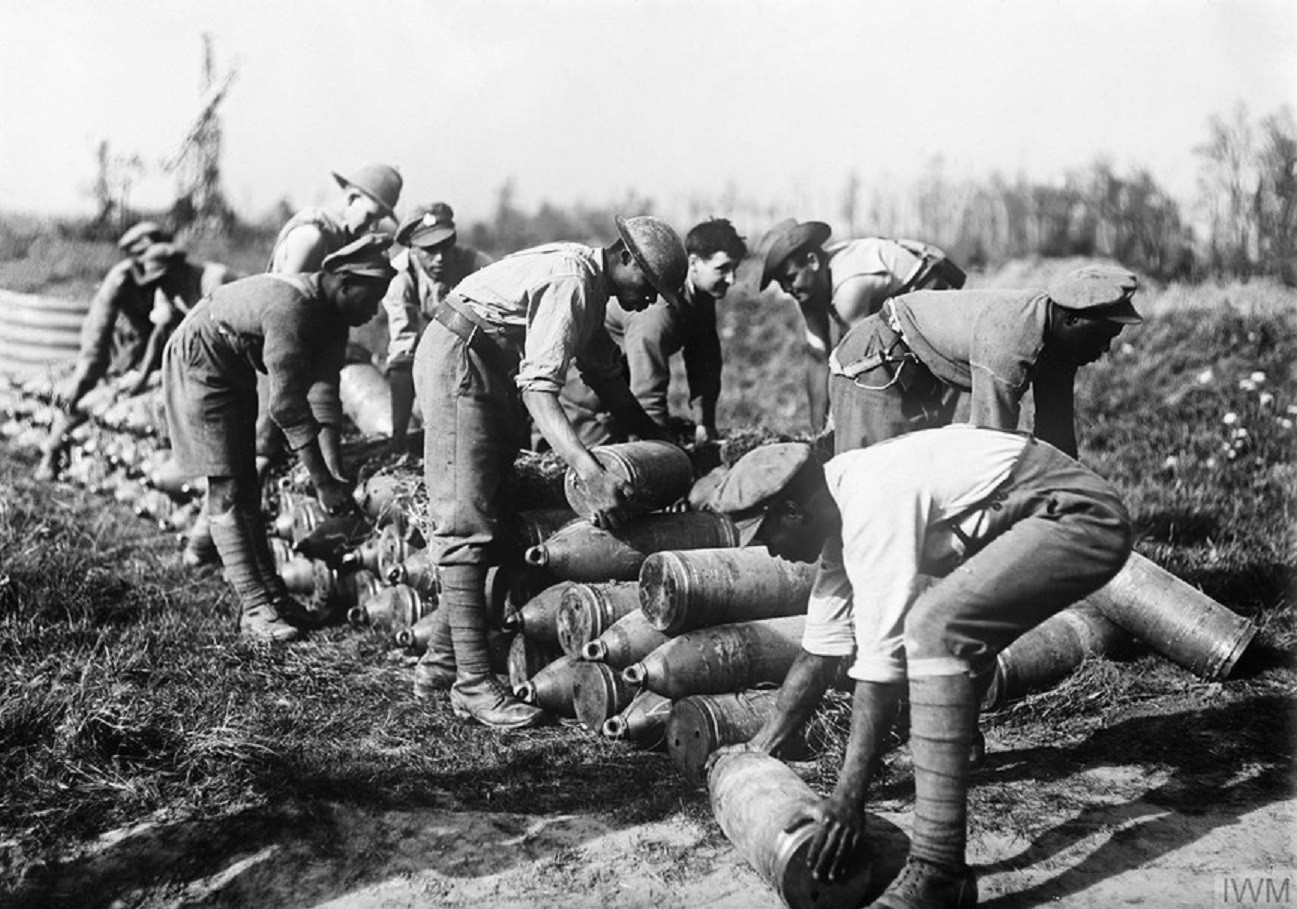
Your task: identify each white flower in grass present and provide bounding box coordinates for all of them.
[1162,455,1178,471]
[1233,427,1249,439]
[1223,412,1238,425]
[1259,392,1274,408]
[1239,379,1257,392]
[1251,371,1267,384]
[1206,456,1218,468]
[1196,369,1214,385]
[1281,418,1295,430]
[1287,404,1297,416]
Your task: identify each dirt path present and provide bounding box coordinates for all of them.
[15,754,1291,909]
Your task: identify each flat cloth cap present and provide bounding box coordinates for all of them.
[322,234,397,281]
[131,242,186,283]
[1047,265,1142,323]
[396,202,456,249]
[118,221,172,257]
[708,442,815,546]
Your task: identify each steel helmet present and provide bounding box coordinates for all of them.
[615,215,687,306]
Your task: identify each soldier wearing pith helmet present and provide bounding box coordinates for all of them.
[828,264,1142,458]
[162,235,396,642]
[410,215,687,729]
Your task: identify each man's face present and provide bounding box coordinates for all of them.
[335,276,389,326]
[344,191,385,235]
[774,252,826,306]
[757,485,838,564]
[413,241,455,279]
[689,251,739,300]
[1048,309,1125,366]
[612,251,660,311]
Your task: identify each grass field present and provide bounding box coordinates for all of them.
[0,240,1294,906]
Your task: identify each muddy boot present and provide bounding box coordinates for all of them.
[442,564,546,730]
[868,673,978,909]
[209,508,302,643]
[413,608,456,698]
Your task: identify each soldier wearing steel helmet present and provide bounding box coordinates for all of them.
[827,264,1143,458]
[410,215,687,730]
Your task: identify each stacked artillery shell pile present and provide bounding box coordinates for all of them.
[0,372,213,547]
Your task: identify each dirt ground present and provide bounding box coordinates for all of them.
[12,719,1292,909]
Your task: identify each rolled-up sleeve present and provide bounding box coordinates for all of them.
[382,271,420,369]
[802,535,858,658]
[261,310,321,449]
[517,275,606,395]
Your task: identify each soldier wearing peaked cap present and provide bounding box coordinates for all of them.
[257,163,404,481]
[35,233,236,481]
[706,426,1132,908]
[828,264,1143,458]
[759,220,966,431]
[382,203,494,451]
[162,235,396,642]
[409,215,686,730]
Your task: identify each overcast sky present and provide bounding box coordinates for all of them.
[1,0,1294,230]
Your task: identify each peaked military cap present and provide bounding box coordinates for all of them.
[1048,265,1142,323]
[322,234,397,281]
[708,442,815,546]
[396,202,457,249]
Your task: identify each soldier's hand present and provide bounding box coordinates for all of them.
[316,478,357,516]
[694,423,718,447]
[578,468,635,531]
[791,795,865,883]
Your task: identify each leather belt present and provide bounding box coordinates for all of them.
[431,296,519,373]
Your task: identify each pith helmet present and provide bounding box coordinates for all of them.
[117,221,172,257]
[322,234,397,281]
[615,215,687,307]
[1047,265,1142,323]
[332,163,403,221]
[759,219,831,288]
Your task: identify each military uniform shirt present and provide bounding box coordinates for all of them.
[383,245,493,369]
[825,238,926,324]
[451,243,625,395]
[604,278,722,425]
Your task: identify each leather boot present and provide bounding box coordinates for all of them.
[869,673,978,909]
[442,564,546,729]
[413,607,456,698]
[208,508,301,642]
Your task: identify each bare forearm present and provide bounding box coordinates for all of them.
[830,680,904,805]
[748,650,840,754]
[523,389,603,479]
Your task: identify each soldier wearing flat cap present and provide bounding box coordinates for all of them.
[35,233,235,481]
[827,264,1142,459]
[409,216,686,730]
[162,235,396,641]
[707,427,1132,908]
[759,220,965,431]
[257,163,404,481]
[382,203,494,449]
